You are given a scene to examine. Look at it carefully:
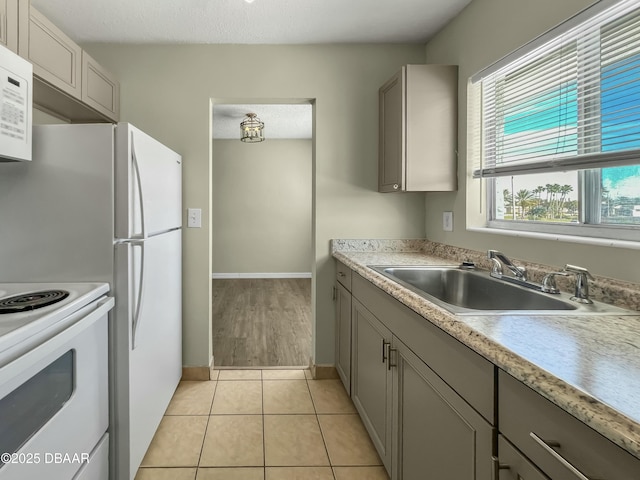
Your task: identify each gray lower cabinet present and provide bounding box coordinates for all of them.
[334,281,352,394]
[392,338,493,480]
[345,269,640,480]
[334,260,353,394]
[495,435,550,480]
[498,370,640,480]
[351,291,493,479]
[351,298,393,472]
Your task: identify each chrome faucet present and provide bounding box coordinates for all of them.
[564,264,594,304]
[541,271,570,294]
[487,250,527,281]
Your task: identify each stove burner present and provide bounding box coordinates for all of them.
[0,290,70,314]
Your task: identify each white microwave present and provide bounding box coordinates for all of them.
[0,44,32,162]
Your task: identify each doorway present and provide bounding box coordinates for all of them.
[210,102,314,367]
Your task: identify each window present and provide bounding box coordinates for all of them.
[469,0,640,241]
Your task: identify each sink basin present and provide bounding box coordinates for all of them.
[369,265,636,316]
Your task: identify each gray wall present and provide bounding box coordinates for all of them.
[85,44,427,367]
[33,107,68,124]
[212,139,312,275]
[423,0,640,284]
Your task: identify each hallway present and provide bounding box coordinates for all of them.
[212,279,312,367]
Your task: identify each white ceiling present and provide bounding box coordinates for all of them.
[29,0,471,139]
[213,104,312,140]
[30,0,472,45]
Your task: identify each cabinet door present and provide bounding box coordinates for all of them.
[82,51,120,121]
[499,370,640,480]
[378,68,405,192]
[496,436,549,480]
[0,0,18,52]
[392,337,494,480]
[19,6,82,98]
[335,282,352,394]
[351,298,393,472]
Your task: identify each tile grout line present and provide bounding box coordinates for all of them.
[193,377,219,476]
[305,375,338,480]
[261,370,267,480]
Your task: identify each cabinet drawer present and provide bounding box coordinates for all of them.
[499,370,640,479]
[497,435,549,480]
[352,273,495,423]
[336,260,352,290]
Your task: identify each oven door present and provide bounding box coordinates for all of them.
[0,297,112,480]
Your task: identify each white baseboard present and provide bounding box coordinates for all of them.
[211,272,312,279]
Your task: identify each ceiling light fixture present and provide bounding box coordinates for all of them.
[244,0,256,3]
[240,113,265,143]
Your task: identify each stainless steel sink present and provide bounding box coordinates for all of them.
[369,265,636,316]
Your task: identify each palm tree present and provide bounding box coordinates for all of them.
[547,183,562,218]
[558,184,573,219]
[544,183,553,207]
[515,189,535,217]
[533,186,545,207]
[503,189,513,217]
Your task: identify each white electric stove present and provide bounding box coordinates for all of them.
[0,282,109,367]
[0,282,113,480]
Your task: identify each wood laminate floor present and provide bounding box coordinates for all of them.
[212,278,312,367]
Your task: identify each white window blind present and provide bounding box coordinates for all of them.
[471,0,640,178]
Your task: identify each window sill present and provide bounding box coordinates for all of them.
[467,226,640,250]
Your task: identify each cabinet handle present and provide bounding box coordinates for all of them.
[332,286,337,301]
[338,272,346,277]
[382,340,390,363]
[393,183,399,190]
[491,456,510,480]
[529,432,592,480]
[388,347,397,370]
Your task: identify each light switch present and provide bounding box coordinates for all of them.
[443,211,453,232]
[187,208,202,228]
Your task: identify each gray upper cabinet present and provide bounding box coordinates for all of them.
[378,64,458,193]
[0,0,18,52]
[19,6,82,98]
[17,3,120,122]
[82,51,120,120]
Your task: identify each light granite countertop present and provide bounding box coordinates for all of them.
[331,239,640,461]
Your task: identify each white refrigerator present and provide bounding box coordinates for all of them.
[0,123,182,480]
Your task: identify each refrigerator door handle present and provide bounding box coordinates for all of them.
[130,239,146,349]
[131,132,146,239]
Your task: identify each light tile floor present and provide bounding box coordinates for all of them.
[135,369,389,480]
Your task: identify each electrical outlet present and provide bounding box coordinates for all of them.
[443,211,453,232]
[187,208,202,228]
